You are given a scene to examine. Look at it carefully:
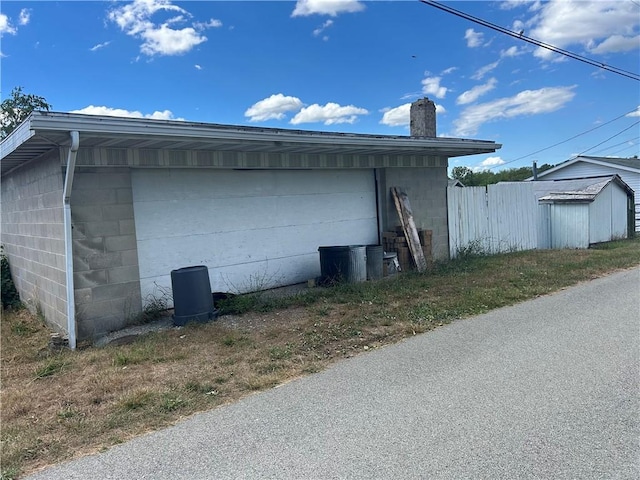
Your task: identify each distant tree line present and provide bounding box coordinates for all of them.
[450,164,554,186]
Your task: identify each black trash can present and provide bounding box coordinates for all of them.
[171,265,218,326]
[318,246,367,284]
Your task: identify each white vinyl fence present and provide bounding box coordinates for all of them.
[447,183,539,258]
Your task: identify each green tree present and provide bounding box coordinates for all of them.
[1,87,51,138]
[451,164,555,186]
[451,166,474,185]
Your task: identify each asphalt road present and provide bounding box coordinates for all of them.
[28,267,640,479]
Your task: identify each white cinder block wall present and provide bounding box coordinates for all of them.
[0,150,68,332]
[70,167,142,340]
[378,166,450,260]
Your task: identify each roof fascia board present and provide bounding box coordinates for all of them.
[27,112,500,154]
[577,156,640,174]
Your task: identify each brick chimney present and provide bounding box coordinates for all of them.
[410,98,436,137]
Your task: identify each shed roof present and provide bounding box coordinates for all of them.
[1,112,501,176]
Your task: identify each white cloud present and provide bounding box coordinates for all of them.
[19,9,31,26]
[590,35,640,54]
[139,24,206,56]
[90,41,111,52]
[500,46,522,57]
[380,104,411,127]
[421,76,448,99]
[245,94,304,122]
[473,156,506,172]
[292,0,365,17]
[453,85,576,136]
[464,28,484,48]
[471,60,500,80]
[108,0,221,57]
[456,78,497,105]
[0,13,17,35]
[194,19,223,29]
[290,102,368,125]
[313,19,333,37]
[528,0,639,59]
[500,0,542,11]
[380,102,445,127]
[195,64,202,70]
[626,106,640,118]
[441,66,458,75]
[70,105,184,121]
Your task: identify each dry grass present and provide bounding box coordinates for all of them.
[1,238,639,479]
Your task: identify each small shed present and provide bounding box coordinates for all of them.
[528,156,640,231]
[532,176,634,249]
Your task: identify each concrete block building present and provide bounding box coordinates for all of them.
[1,98,500,347]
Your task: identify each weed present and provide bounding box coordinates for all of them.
[268,344,294,360]
[0,467,20,480]
[1,245,21,310]
[455,239,488,259]
[129,284,172,325]
[56,406,77,420]
[33,357,68,380]
[160,393,187,413]
[10,320,37,336]
[117,391,154,412]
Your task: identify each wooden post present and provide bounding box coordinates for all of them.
[391,187,427,272]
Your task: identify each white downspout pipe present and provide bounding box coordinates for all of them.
[63,131,79,350]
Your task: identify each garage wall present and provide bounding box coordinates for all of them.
[132,169,378,301]
[71,168,142,340]
[0,150,67,333]
[377,166,450,260]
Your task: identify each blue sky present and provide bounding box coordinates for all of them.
[1,0,639,172]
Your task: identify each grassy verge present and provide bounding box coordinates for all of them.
[1,238,639,479]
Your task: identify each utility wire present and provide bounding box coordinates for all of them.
[587,136,639,156]
[474,107,640,170]
[490,107,639,168]
[419,0,640,81]
[606,142,639,157]
[577,120,640,156]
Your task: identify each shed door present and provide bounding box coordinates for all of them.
[132,169,378,303]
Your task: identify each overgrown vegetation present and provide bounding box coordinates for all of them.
[1,238,639,478]
[1,246,21,309]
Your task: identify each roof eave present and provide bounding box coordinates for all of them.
[25,111,499,153]
[0,117,35,159]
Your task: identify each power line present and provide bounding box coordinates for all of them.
[587,136,639,156]
[419,0,640,81]
[473,107,639,170]
[605,142,639,157]
[491,107,639,168]
[577,120,640,156]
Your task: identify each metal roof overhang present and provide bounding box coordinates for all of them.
[1,112,501,175]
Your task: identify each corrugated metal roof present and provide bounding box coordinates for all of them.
[1,111,501,176]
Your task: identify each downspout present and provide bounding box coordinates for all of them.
[63,131,79,350]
